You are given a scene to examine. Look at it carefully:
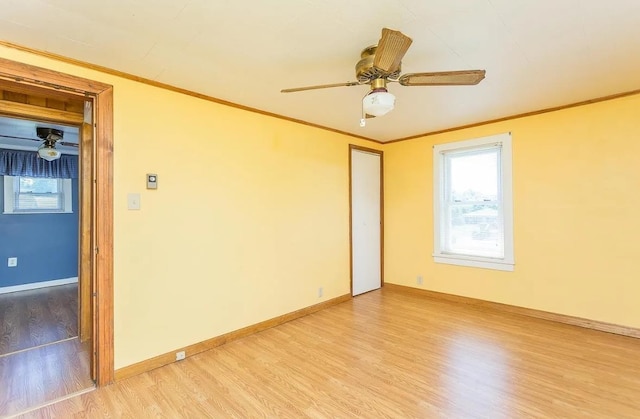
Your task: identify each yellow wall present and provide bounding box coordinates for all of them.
[385,94,640,328]
[3,42,639,371]
[0,45,380,369]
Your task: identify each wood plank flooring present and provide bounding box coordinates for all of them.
[0,337,94,417]
[0,284,78,356]
[15,286,640,418]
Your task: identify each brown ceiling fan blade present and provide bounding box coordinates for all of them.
[281,81,360,93]
[399,70,486,86]
[373,28,413,74]
[365,113,376,119]
[0,134,39,142]
[0,134,78,147]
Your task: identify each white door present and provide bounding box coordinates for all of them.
[351,147,382,296]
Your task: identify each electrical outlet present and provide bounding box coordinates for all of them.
[176,350,186,361]
[318,287,323,298]
[417,275,424,286]
[8,257,17,267]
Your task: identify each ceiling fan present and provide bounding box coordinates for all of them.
[0,127,78,161]
[281,28,486,126]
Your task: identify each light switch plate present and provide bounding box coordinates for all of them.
[127,193,141,210]
[147,173,157,189]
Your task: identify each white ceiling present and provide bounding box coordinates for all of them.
[1,1,640,142]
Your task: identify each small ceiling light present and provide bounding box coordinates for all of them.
[362,89,396,117]
[36,127,64,161]
[38,142,62,161]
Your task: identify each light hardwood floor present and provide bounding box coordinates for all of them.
[0,284,78,356]
[16,286,640,418]
[0,284,93,418]
[0,337,94,417]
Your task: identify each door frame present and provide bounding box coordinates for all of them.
[349,144,384,296]
[0,57,114,386]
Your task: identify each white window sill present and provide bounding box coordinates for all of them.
[3,210,73,215]
[433,254,514,272]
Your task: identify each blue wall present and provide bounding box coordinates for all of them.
[0,176,78,288]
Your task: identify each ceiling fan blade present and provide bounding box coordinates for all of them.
[281,81,360,93]
[365,114,376,119]
[373,28,413,74]
[398,70,486,86]
[0,134,78,147]
[0,134,39,142]
[59,141,79,147]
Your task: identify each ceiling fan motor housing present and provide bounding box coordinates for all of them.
[356,45,401,83]
[36,127,64,142]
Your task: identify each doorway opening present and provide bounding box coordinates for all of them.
[0,117,83,344]
[0,56,114,415]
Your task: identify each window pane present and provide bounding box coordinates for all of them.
[444,204,503,258]
[448,149,498,202]
[18,177,59,194]
[16,194,62,210]
[442,148,504,258]
[14,177,63,211]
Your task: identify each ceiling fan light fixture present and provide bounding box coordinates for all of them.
[35,127,64,161]
[362,89,395,117]
[37,143,62,161]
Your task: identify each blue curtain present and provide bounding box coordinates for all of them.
[0,148,78,179]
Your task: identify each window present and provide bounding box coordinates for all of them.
[3,176,73,214]
[433,133,513,271]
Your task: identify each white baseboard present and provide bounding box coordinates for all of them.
[0,277,78,294]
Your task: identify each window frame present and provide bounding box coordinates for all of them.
[3,175,73,214]
[433,133,514,271]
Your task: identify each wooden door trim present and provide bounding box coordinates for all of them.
[348,145,384,296]
[0,57,114,386]
[0,99,84,124]
[79,120,92,345]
